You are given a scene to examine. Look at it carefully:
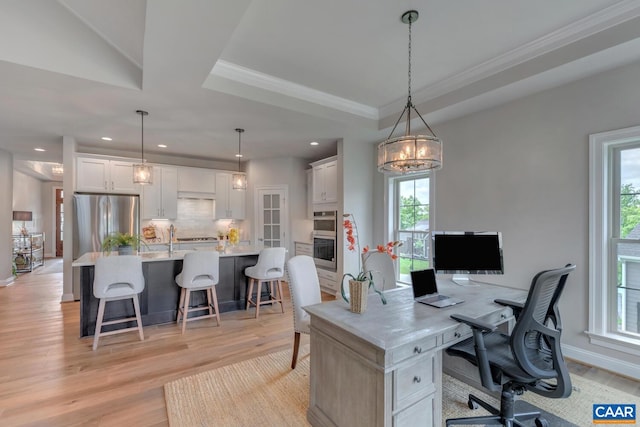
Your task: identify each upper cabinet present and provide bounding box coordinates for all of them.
[177,166,216,195]
[215,172,245,219]
[141,166,178,219]
[311,156,337,204]
[76,157,140,194]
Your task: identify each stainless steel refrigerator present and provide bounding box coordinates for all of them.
[72,193,140,299]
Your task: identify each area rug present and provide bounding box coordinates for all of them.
[164,350,638,427]
[33,259,63,274]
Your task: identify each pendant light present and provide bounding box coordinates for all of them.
[232,128,247,190]
[377,10,442,175]
[133,110,153,184]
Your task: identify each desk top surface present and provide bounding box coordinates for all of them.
[304,280,527,351]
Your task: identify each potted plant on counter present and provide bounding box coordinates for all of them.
[101,232,146,255]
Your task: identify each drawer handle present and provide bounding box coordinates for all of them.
[413,346,422,354]
[454,332,461,338]
[501,313,507,319]
[413,376,421,383]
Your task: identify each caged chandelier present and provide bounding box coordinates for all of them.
[232,128,247,190]
[377,10,442,175]
[133,110,153,184]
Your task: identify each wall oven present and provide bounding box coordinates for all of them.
[313,211,337,271]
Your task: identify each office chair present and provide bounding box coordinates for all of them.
[445,264,576,427]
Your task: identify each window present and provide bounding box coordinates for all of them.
[589,125,640,354]
[392,174,431,283]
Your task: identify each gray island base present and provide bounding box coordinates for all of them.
[73,249,260,337]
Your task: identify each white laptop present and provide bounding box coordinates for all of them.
[410,269,464,308]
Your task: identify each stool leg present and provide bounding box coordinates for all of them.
[182,289,191,334]
[132,294,144,341]
[277,279,285,313]
[270,281,275,304]
[93,298,106,351]
[255,280,262,319]
[210,285,221,326]
[206,288,213,316]
[177,288,185,324]
[246,278,254,310]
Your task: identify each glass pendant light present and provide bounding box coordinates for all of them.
[232,128,247,190]
[377,10,442,175]
[133,109,153,184]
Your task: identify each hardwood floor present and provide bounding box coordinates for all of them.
[0,260,637,426]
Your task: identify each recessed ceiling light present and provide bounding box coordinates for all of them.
[34,148,45,152]
[101,137,112,141]
[157,144,167,148]
[310,141,319,146]
[235,154,243,158]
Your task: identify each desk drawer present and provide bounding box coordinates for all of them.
[393,392,435,427]
[394,355,436,408]
[443,307,512,346]
[390,336,437,364]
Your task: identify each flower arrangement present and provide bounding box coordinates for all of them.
[341,213,402,305]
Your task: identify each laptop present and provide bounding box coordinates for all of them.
[410,269,464,308]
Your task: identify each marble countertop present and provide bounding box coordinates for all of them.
[72,245,262,267]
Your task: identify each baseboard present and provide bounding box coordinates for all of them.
[0,275,15,287]
[61,293,75,302]
[563,343,640,380]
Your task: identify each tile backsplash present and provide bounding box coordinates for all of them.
[142,199,243,241]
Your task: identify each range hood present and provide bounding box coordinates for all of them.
[178,191,215,200]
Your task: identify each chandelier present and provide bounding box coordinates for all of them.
[232,128,247,190]
[133,110,153,184]
[377,10,442,175]
[51,163,64,176]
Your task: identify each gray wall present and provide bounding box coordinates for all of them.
[373,59,640,372]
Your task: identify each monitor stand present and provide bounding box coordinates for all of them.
[452,274,478,286]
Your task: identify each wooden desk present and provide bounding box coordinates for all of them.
[303,280,526,427]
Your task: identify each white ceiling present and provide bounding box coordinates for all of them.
[2,0,640,181]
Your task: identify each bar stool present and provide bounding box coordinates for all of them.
[175,251,221,334]
[92,255,145,351]
[245,247,286,318]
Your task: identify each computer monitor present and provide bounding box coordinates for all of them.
[432,231,504,284]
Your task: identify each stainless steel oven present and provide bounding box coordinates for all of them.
[313,210,337,271]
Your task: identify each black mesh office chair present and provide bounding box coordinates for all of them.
[445,264,576,427]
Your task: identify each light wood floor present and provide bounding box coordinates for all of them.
[0,260,637,426]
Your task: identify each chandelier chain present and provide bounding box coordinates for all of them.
[408,13,412,102]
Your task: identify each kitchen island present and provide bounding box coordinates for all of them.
[72,247,261,337]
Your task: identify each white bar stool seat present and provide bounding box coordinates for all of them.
[92,255,145,351]
[175,251,221,334]
[245,247,286,318]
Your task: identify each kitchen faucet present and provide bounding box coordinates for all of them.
[169,224,175,254]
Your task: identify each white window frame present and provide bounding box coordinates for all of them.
[388,172,435,284]
[589,125,640,355]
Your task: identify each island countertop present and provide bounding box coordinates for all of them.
[72,245,263,267]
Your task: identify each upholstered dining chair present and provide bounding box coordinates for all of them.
[286,255,322,369]
[445,264,576,427]
[362,251,398,292]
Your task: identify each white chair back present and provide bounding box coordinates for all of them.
[176,251,220,289]
[246,247,286,280]
[362,251,397,292]
[286,255,322,334]
[93,255,145,299]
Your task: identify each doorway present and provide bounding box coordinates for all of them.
[55,188,63,257]
[254,186,288,249]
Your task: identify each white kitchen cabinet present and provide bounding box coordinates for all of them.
[215,172,245,219]
[177,166,216,194]
[311,156,337,204]
[76,157,140,194]
[142,166,178,219]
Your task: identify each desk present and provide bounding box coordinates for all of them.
[303,280,526,427]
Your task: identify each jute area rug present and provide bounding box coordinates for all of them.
[164,350,637,427]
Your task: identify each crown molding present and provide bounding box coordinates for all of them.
[380,0,640,118]
[211,60,379,120]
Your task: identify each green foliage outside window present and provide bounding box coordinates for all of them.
[620,183,640,238]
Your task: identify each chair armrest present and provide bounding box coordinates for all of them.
[494,298,524,319]
[450,314,496,332]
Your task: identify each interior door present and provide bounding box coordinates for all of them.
[255,186,288,249]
